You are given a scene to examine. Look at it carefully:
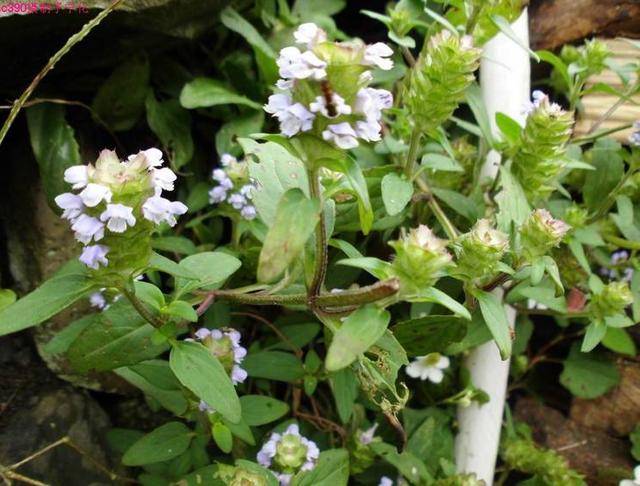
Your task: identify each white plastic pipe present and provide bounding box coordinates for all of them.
[454,10,530,484]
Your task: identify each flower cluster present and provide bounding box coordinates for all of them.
[209,154,257,221]
[191,327,248,385]
[519,209,571,261]
[600,250,635,283]
[512,91,574,201]
[55,148,187,274]
[257,424,319,485]
[405,353,450,384]
[590,281,633,321]
[389,225,452,290]
[453,219,509,282]
[264,23,394,149]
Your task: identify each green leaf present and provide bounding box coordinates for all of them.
[240,395,290,426]
[495,112,522,144]
[583,138,624,210]
[324,157,374,234]
[495,166,531,232]
[631,425,640,461]
[291,449,349,486]
[67,300,168,372]
[175,252,242,296]
[243,139,309,225]
[611,195,640,241]
[212,422,233,454]
[134,281,165,310]
[122,422,193,466]
[0,266,94,337]
[393,315,467,356]
[602,327,636,356]
[115,360,188,415]
[413,287,472,320]
[220,7,278,84]
[330,368,358,423]
[325,305,391,371]
[148,252,199,280]
[146,93,194,170]
[0,289,16,312]
[380,173,414,216]
[152,236,197,256]
[371,442,431,484]
[215,112,264,156]
[170,342,241,423]
[92,56,150,131]
[490,14,540,61]
[165,301,198,322]
[581,320,607,352]
[336,257,393,280]
[465,83,495,146]
[293,0,345,17]
[257,188,320,283]
[180,78,261,110]
[537,50,571,87]
[431,188,480,222]
[26,103,81,207]
[560,344,619,399]
[242,351,305,382]
[473,289,512,359]
[421,153,464,172]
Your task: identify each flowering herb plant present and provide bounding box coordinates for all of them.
[1,1,640,485]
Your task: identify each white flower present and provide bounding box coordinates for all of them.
[220,153,237,167]
[322,122,359,149]
[620,466,640,486]
[239,184,254,199]
[152,167,177,192]
[228,193,247,210]
[79,244,109,269]
[231,365,248,384]
[379,477,394,486]
[265,93,315,137]
[630,121,640,146]
[241,205,257,220]
[405,353,450,383]
[276,473,293,486]
[354,87,393,121]
[212,168,228,182]
[209,186,227,203]
[100,203,136,233]
[128,148,164,167]
[363,42,394,70]
[142,196,188,227]
[359,423,378,445]
[293,23,327,48]
[277,46,327,80]
[309,93,352,118]
[355,119,382,142]
[64,165,89,189]
[276,79,295,90]
[71,214,105,244]
[198,400,215,414]
[55,193,85,221]
[89,290,107,309]
[79,183,112,207]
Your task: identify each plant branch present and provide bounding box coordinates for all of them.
[211,278,400,308]
[121,287,164,329]
[404,127,422,177]
[415,178,459,239]
[0,0,125,148]
[307,168,328,308]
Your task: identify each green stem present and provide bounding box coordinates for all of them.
[308,167,328,305]
[212,278,400,308]
[0,0,125,148]
[603,234,640,251]
[404,127,422,177]
[121,287,164,329]
[573,123,632,145]
[415,177,459,239]
[588,166,637,223]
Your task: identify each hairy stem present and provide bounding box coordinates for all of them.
[404,127,422,177]
[121,287,164,329]
[308,168,328,306]
[415,178,459,239]
[0,0,125,148]
[212,278,400,308]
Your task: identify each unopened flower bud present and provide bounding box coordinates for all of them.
[520,209,571,261]
[403,30,481,134]
[590,281,633,320]
[454,219,509,281]
[389,225,452,289]
[257,424,319,483]
[563,205,588,230]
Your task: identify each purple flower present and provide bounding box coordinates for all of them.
[79,244,109,269]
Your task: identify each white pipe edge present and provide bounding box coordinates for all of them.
[454,9,530,484]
